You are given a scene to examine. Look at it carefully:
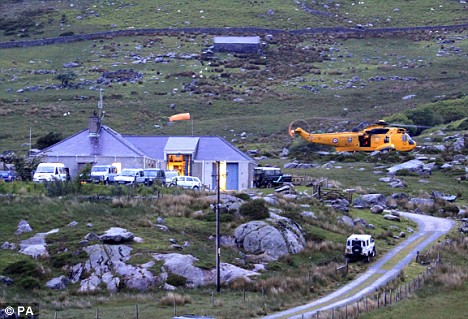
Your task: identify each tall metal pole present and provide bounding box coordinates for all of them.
[216,161,221,292]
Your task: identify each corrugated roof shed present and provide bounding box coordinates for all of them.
[214,36,260,44]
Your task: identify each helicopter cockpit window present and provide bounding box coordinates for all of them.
[406,134,415,145]
[402,134,407,142]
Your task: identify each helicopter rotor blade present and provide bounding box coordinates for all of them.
[387,123,432,129]
[288,119,311,138]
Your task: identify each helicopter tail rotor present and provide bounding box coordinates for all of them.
[288,119,311,138]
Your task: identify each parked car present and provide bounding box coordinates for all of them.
[0,170,16,182]
[165,170,179,184]
[169,176,202,190]
[114,168,145,184]
[33,163,70,182]
[344,234,376,263]
[89,165,119,184]
[253,167,292,188]
[143,168,166,186]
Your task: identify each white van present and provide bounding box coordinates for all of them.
[33,163,70,182]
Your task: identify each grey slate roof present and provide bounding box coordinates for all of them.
[40,126,146,157]
[41,125,254,163]
[124,135,254,162]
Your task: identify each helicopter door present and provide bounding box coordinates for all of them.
[359,135,371,147]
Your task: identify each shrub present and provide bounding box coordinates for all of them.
[239,199,269,220]
[4,259,44,278]
[166,273,187,287]
[234,192,250,201]
[159,293,192,306]
[17,277,41,290]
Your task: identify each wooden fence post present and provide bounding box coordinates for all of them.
[95,308,99,319]
[135,304,139,319]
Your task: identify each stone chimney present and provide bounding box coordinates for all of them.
[88,112,101,137]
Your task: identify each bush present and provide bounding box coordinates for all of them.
[166,273,187,287]
[159,293,192,306]
[17,277,41,290]
[234,192,251,201]
[239,199,269,220]
[4,259,44,278]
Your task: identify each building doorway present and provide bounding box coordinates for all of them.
[167,154,192,176]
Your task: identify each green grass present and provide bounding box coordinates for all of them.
[0,30,466,152]
[1,0,466,43]
[0,2,466,318]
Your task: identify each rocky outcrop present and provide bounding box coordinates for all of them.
[387,159,434,175]
[19,229,59,258]
[15,220,33,235]
[234,213,305,261]
[353,194,387,208]
[152,253,259,287]
[99,227,134,244]
[208,194,246,218]
[75,244,155,292]
[46,275,70,290]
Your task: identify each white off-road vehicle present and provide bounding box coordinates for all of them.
[345,234,376,263]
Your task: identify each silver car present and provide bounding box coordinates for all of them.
[114,168,145,184]
[169,176,202,190]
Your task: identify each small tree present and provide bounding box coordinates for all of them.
[35,131,62,150]
[12,155,42,181]
[56,71,77,87]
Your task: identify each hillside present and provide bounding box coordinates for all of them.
[0,1,467,318]
[0,0,466,154]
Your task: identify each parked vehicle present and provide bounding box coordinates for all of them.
[33,163,70,182]
[165,170,179,184]
[114,168,145,184]
[169,176,202,190]
[345,234,376,263]
[143,168,166,186]
[89,165,119,184]
[0,170,16,182]
[253,167,292,188]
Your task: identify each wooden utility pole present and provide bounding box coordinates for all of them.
[216,161,221,292]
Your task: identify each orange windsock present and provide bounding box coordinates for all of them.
[169,113,191,122]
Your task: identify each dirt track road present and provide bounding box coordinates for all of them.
[261,212,456,319]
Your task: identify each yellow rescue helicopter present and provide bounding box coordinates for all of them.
[289,120,417,152]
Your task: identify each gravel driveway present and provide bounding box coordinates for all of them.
[261,212,456,319]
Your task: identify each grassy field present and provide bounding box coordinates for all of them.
[0,0,466,42]
[0,156,465,318]
[0,31,466,152]
[0,1,467,318]
[0,187,417,318]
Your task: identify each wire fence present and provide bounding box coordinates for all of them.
[287,250,447,319]
[43,240,452,319]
